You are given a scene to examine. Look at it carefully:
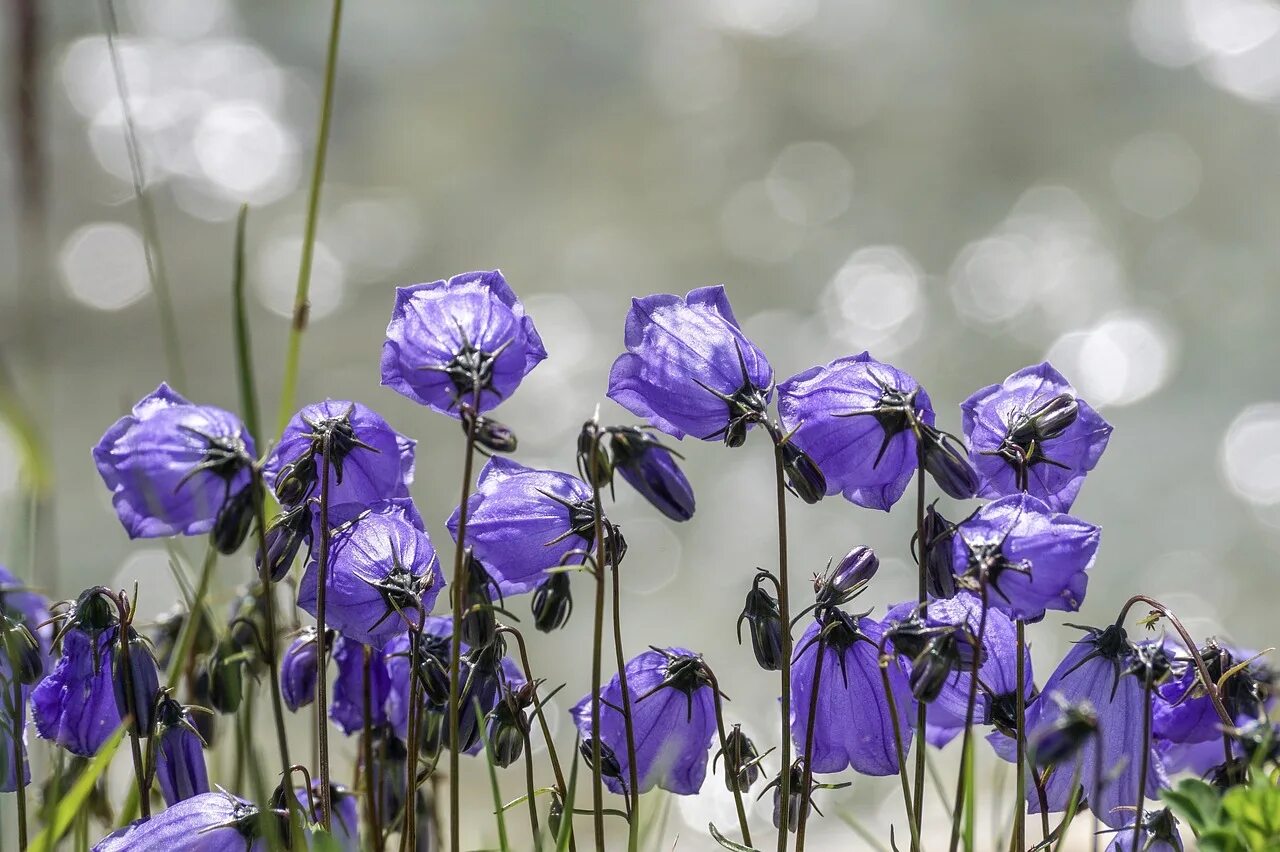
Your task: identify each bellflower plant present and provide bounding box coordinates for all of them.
[571,647,717,795]
[152,695,210,806]
[961,362,1112,511]
[31,626,122,756]
[91,791,282,851]
[607,427,696,521]
[607,286,773,446]
[329,635,391,735]
[92,383,256,541]
[280,628,324,712]
[381,269,547,416]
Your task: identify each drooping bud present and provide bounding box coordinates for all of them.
[907,635,964,703]
[0,615,43,685]
[112,628,161,737]
[780,440,826,505]
[279,628,324,712]
[531,572,573,633]
[211,482,258,555]
[152,695,210,805]
[738,575,784,672]
[73,587,118,636]
[486,681,535,768]
[717,724,762,793]
[579,737,623,782]
[1127,642,1173,689]
[205,640,245,715]
[458,553,500,649]
[576,422,613,489]
[466,412,519,454]
[273,454,317,506]
[769,759,811,833]
[814,546,878,609]
[1029,698,1098,768]
[920,426,979,500]
[920,504,957,599]
[258,504,312,582]
[607,427,696,522]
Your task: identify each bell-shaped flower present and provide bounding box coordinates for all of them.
[961,362,1111,511]
[571,646,717,795]
[381,269,546,417]
[607,427,695,521]
[449,457,606,595]
[92,383,256,539]
[777,352,935,511]
[329,635,391,735]
[32,627,122,756]
[950,493,1100,622]
[91,791,282,851]
[1025,624,1167,829]
[152,695,209,806]
[298,499,443,648]
[280,628,324,712]
[789,609,914,776]
[264,399,414,508]
[607,286,773,447]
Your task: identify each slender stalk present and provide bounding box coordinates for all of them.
[523,728,542,852]
[950,587,989,852]
[314,432,334,828]
[250,466,292,779]
[446,410,480,852]
[1091,731,1102,852]
[794,635,826,850]
[1132,679,1153,850]
[363,645,383,852]
[10,675,27,850]
[704,666,752,847]
[400,616,425,852]
[1033,771,1051,842]
[1012,619,1027,852]
[601,482,640,851]
[116,605,151,819]
[589,482,608,851]
[911,460,927,846]
[100,0,184,387]
[498,627,570,813]
[165,547,217,689]
[772,442,794,852]
[275,0,344,434]
[879,645,921,852]
[231,205,261,440]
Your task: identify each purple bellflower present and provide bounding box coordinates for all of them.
[298,499,442,648]
[777,352,936,511]
[32,626,122,756]
[607,286,773,447]
[329,635,391,736]
[280,628,324,712]
[607,427,696,521]
[950,493,1100,622]
[381,270,547,416]
[449,457,612,596]
[91,791,281,851]
[961,362,1112,512]
[153,694,209,806]
[264,399,414,508]
[92,383,256,540]
[0,566,52,792]
[571,646,717,796]
[1104,808,1183,852]
[789,610,914,776]
[1025,624,1167,830]
[294,782,360,851]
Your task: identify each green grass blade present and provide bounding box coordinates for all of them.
[29,724,126,852]
[709,822,760,851]
[555,748,579,852]
[478,704,511,852]
[231,204,261,441]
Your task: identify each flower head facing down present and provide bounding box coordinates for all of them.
[92,383,256,540]
[264,400,414,508]
[607,286,773,446]
[1105,808,1182,852]
[951,493,1100,622]
[152,694,209,806]
[31,626,122,756]
[961,362,1112,511]
[280,628,325,712]
[778,353,936,511]
[381,270,546,417]
[571,646,717,796]
[607,427,696,521]
[449,457,608,596]
[298,499,443,648]
[329,636,391,735]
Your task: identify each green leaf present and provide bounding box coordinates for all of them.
[1162,777,1225,833]
[231,203,261,442]
[29,725,126,852]
[709,822,761,851]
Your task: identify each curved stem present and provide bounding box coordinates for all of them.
[795,636,826,850]
[314,432,334,828]
[950,585,989,852]
[605,508,640,852]
[1012,619,1027,852]
[115,603,150,819]
[704,666,752,847]
[275,0,344,434]
[523,726,543,852]
[772,442,794,852]
[446,411,480,852]
[589,482,607,851]
[1033,771,1051,843]
[878,638,921,852]
[250,466,291,780]
[1132,679,1153,850]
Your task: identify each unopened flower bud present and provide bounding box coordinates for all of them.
[279,628,324,712]
[781,441,826,505]
[738,578,784,672]
[0,616,43,684]
[459,554,499,649]
[576,423,613,488]
[531,572,573,633]
[273,454,316,506]
[815,546,878,607]
[467,413,518,454]
[486,683,534,768]
[211,482,257,555]
[608,427,695,522]
[769,760,811,833]
[717,725,762,793]
[579,737,622,781]
[920,504,957,599]
[258,504,312,582]
[113,629,161,737]
[205,641,245,715]
[1022,393,1079,442]
[920,427,979,500]
[908,636,962,703]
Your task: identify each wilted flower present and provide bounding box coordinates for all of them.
[607,427,696,521]
[607,286,773,447]
[777,352,935,511]
[280,628,325,712]
[1104,807,1183,852]
[789,610,914,776]
[449,457,609,595]
[263,399,414,508]
[32,627,122,756]
[152,695,209,806]
[329,636,391,735]
[571,647,717,795]
[951,493,1100,622]
[961,362,1112,512]
[298,499,442,647]
[91,790,282,851]
[1024,624,1167,829]
[381,269,547,416]
[738,574,784,672]
[92,383,256,540]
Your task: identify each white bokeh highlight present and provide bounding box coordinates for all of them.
[1045,311,1178,408]
[59,222,151,311]
[1221,403,1280,506]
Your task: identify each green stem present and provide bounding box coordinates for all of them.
[251,467,291,782]
[100,0,184,387]
[705,666,752,848]
[165,547,217,690]
[772,441,794,852]
[446,412,480,852]
[232,205,261,441]
[275,0,344,434]
[589,481,607,851]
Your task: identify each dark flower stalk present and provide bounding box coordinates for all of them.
[362,645,382,852]
[5,644,27,849]
[606,504,640,852]
[949,583,987,852]
[793,631,825,850]
[314,429,334,828]
[877,630,921,852]
[703,664,752,847]
[910,441,926,851]
[249,464,292,787]
[588,452,609,852]
[771,439,794,852]
[111,591,152,819]
[1013,618,1027,852]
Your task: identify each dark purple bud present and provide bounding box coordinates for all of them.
[815,546,878,608]
[416,709,446,759]
[920,427,979,500]
[1,615,43,685]
[769,759,811,833]
[211,482,258,555]
[737,578,784,672]
[907,636,963,703]
[781,440,826,504]
[1127,641,1173,688]
[189,666,218,746]
[608,427,696,522]
[576,422,613,489]
[112,629,160,737]
[258,504,312,583]
[468,412,518,454]
[280,629,323,712]
[205,641,244,715]
[579,737,623,781]
[153,696,209,805]
[531,571,573,633]
[920,504,957,599]
[1029,700,1098,768]
[272,454,316,506]
[410,633,453,708]
[486,682,535,768]
[717,724,762,793]
[1010,392,1079,443]
[603,520,628,568]
[459,554,500,649]
[73,587,118,635]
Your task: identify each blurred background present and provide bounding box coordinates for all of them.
[2,0,1279,848]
